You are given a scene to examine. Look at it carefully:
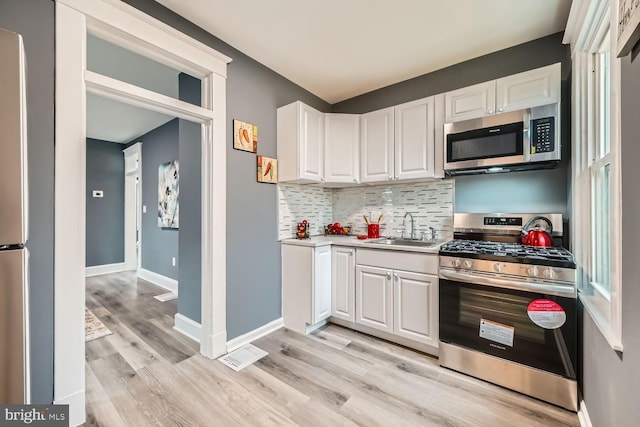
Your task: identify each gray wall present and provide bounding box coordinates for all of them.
[138,119,180,280]
[580,49,640,427]
[86,139,125,267]
[333,32,572,218]
[0,0,54,403]
[123,0,330,339]
[177,73,202,323]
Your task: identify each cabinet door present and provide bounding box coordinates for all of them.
[360,107,394,183]
[444,81,496,122]
[394,97,435,180]
[496,63,561,113]
[325,114,360,184]
[312,245,332,324]
[393,270,438,347]
[356,265,393,333]
[299,103,325,182]
[331,246,355,322]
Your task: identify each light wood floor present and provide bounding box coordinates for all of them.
[84,271,579,427]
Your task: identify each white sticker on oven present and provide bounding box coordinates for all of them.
[527,299,566,329]
[479,318,514,347]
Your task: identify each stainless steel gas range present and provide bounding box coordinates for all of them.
[438,213,577,411]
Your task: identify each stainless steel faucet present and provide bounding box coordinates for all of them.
[403,212,415,240]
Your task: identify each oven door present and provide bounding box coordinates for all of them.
[439,277,577,379]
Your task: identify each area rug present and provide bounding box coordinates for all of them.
[85,308,112,342]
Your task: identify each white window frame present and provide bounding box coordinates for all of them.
[564,0,623,351]
[55,1,231,424]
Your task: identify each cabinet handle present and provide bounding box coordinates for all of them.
[386,272,392,280]
[349,250,353,256]
[498,107,503,112]
[394,273,399,281]
[388,175,392,180]
[395,175,398,180]
[488,110,494,114]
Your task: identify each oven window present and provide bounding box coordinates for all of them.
[447,122,523,163]
[459,287,545,344]
[440,279,577,379]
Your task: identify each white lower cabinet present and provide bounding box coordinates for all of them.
[282,244,331,334]
[355,265,393,333]
[393,270,438,347]
[331,246,355,322]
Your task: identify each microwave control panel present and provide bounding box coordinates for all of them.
[531,117,555,154]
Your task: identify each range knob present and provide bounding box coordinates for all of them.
[542,268,555,279]
[493,262,504,273]
[452,258,462,268]
[463,259,473,269]
[527,266,539,277]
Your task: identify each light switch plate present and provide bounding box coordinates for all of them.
[92,190,103,198]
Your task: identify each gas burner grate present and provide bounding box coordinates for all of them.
[440,239,575,263]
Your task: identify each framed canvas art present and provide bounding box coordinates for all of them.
[257,155,277,184]
[233,119,258,152]
[158,160,179,228]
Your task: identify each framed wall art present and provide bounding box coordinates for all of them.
[257,155,277,184]
[233,119,258,152]
[158,160,179,228]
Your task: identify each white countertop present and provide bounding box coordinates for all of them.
[281,235,445,254]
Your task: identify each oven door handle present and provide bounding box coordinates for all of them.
[439,269,577,298]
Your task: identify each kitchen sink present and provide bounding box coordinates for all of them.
[364,238,438,247]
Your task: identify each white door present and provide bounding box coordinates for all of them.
[324,114,360,184]
[444,80,496,122]
[356,265,393,333]
[331,246,355,322]
[394,97,435,180]
[496,63,561,113]
[393,270,438,347]
[360,107,394,183]
[312,245,332,324]
[299,103,325,182]
[123,143,141,271]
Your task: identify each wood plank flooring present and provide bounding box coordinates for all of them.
[84,271,579,427]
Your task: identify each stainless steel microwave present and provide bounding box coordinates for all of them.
[443,104,560,175]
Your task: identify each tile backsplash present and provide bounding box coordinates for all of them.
[333,180,454,241]
[278,180,454,241]
[278,184,333,240]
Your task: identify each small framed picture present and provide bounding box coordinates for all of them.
[233,119,258,153]
[257,155,277,184]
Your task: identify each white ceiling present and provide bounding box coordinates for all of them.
[154,0,571,104]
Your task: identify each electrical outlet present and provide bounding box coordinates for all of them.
[143,205,147,213]
[172,257,176,266]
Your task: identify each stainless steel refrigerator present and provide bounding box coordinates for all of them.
[0,27,30,404]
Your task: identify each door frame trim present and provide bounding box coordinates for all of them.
[55,1,230,424]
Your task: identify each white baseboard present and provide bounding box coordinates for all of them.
[226,317,284,353]
[138,268,178,293]
[55,388,85,427]
[174,313,202,343]
[578,399,593,427]
[85,262,125,277]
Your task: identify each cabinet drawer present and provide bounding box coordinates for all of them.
[356,248,438,275]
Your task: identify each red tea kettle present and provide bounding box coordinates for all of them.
[521,216,553,247]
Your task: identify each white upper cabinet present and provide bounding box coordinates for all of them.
[360,107,395,183]
[445,63,561,123]
[277,101,325,183]
[445,81,496,123]
[394,97,435,180]
[496,63,561,113]
[324,114,360,184]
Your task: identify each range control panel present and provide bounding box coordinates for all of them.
[484,217,524,226]
[531,117,555,154]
